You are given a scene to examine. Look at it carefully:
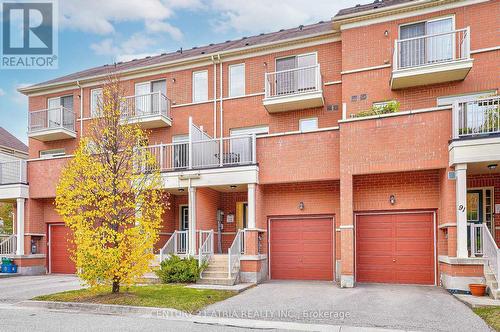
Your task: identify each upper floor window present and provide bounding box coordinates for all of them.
[299,117,318,132]
[90,88,102,117]
[48,95,73,111]
[192,70,208,102]
[230,125,269,137]
[134,80,167,115]
[275,53,317,94]
[399,17,454,68]
[229,63,245,97]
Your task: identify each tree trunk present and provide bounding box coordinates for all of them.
[112,281,120,293]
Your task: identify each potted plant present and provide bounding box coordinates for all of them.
[469,283,487,296]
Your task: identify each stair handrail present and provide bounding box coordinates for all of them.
[198,230,214,268]
[0,234,16,256]
[159,231,177,262]
[482,224,500,282]
[227,229,244,278]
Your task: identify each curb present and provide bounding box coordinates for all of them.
[17,300,407,331]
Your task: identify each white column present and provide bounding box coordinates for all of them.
[455,164,468,258]
[247,183,256,229]
[16,198,25,256]
[188,186,197,256]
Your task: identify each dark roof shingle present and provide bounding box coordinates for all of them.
[0,127,28,153]
[27,21,333,89]
[335,0,415,17]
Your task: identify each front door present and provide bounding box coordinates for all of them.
[467,190,483,255]
[179,205,189,253]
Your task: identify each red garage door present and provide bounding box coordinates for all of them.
[49,224,76,274]
[356,213,435,285]
[270,217,333,280]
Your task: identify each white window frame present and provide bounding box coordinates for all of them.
[274,51,318,70]
[39,148,65,159]
[228,63,245,97]
[299,118,318,132]
[90,88,103,117]
[230,125,269,137]
[192,70,208,103]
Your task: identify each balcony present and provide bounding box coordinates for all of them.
[263,64,324,113]
[391,28,473,89]
[0,160,28,200]
[28,107,76,141]
[121,92,172,128]
[449,96,500,165]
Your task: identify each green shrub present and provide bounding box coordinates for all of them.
[155,255,205,283]
[354,101,400,118]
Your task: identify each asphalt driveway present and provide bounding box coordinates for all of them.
[0,275,82,304]
[202,281,491,332]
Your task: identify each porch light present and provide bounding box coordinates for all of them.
[487,164,497,170]
[230,185,237,189]
[178,188,185,192]
[298,202,304,210]
[389,195,396,205]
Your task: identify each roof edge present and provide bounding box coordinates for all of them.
[19,29,339,96]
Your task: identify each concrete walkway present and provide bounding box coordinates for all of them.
[0,274,82,303]
[202,281,491,332]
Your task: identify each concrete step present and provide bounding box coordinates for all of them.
[201,271,230,279]
[203,266,228,273]
[210,255,228,261]
[197,277,236,286]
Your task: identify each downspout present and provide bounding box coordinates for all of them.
[76,80,83,135]
[210,55,218,138]
[218,54,223,139]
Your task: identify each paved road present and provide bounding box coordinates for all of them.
[0,305,255,332]
[0,275,82,303]
[202,281,491,332]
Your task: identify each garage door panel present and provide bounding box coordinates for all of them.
[356,213,434,285]
[50,224,76,274]
[270,218,333,281]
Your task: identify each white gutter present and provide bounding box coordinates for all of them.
[19,29,338,95]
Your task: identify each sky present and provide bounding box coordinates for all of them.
[0,0,363,144]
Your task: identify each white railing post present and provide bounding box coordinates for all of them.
[219,137,223,167]
[159,145,164,171]
[464,27,471,59]
[393,40,398,70]
[452,101,460,139]
[188,117,193,170]
[264,73,269,98]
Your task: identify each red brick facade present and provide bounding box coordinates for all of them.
[16,0,500,286]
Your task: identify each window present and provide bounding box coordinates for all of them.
[275,53,317,94]
[192,70,208,102]
[230,125,269,137]
[47,95,74,128]
[40,148,65,159]
[229,63,245,97]
[299,118,318,132]
[134,80,167,116]
[90,88,102,117]
[172,134,189,169]
[399,17,454,67]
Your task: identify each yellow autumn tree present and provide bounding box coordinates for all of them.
[55,76,165,293]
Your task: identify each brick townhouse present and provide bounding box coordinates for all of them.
[2,0,499,293]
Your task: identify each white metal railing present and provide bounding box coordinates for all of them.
[159,230,188,262]
[482,224,500,283]
[454,96,500,138]
[28,106,76,133]
[265,64,322,99]
[142,135,256,172]
[227,229,244,278]
[468,223,483,257]
[121,92,171,120]
[198,230,214,268]
[393,28,470,70]
[0,160,27,185]
[0,234,16,255]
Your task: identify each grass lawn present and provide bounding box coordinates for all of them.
[473,307,500,332]
[33,284,236,313]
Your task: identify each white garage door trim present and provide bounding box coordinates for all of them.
[354,210,437,286]
[267,215,335,280]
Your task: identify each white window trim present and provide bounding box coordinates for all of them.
[47,94,73,109]
[230,125,269,137]
[299,117,318,132]
[228,63,246,97]
[398,14,455,34]
[192,70,209,103]
[90,88,103,118]
[275,51,318,65]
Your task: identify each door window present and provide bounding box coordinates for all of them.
[134,82,151,116]
[172,135,189,169]
[151,80,167,115]
[275,53,317,95]
[180,206,189,230]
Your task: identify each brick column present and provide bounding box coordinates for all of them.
[340,172,354,287]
